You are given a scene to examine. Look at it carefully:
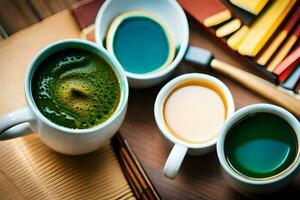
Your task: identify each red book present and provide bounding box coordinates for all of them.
[72,0,104,29]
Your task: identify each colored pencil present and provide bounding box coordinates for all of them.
[227,25,249,50]
[278,62,298,83]
[216,18,241,37]
[282,64,300,90]
[257,7,300,65]
[274,45,300,75]
[237,0,296,56]
[267,23,300,71]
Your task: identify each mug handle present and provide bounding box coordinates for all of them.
[163,144,188,179]
[0,107,35,140]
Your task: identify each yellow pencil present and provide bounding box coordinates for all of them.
[257,7,300,65]
[216,19,241,37]
[238,0,296,57]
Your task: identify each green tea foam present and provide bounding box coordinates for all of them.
[32,49,120,129]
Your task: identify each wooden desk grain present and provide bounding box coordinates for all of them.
[119,23,300,200]
[0,0,79,35]
[0,10,299,200]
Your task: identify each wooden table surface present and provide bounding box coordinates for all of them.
[0,0,80,37]
[0,9,300,200]
[119,24,300,200]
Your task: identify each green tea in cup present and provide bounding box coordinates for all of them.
[32,48,121,129]
[105,10,175,74]
[224,112,298,179]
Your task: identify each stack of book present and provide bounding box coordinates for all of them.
[178,0,300,94]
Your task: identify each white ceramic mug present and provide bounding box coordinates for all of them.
[217,104,300,194]
[154,73,235,179]
[95,0,213,88]
[0,39,129,155]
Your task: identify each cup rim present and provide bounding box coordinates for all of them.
[94,0,189,81]
[154,73,235,149]
[217,103,300,185]
[25,39,129,134]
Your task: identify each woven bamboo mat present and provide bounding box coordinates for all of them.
[0,134,135,200]
[0,10,135,200]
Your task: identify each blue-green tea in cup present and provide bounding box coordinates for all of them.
[105,10,175,74]
[224,112,298,179]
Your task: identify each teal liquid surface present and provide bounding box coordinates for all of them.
[225,112,298,179]
[112,16,171,74]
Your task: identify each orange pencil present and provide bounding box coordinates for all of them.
[274,45,300,76]
[267,23,300,72]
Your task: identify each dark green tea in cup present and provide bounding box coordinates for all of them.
[105,10,176,74]
[224,112,298,179]
[32,48,120,129]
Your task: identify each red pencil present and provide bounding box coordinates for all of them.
[274,45,300,75]
[278,62,298,83]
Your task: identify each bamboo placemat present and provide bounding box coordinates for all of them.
[0,10,135,200]
[0,135,135,200]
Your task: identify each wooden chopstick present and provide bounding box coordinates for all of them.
[120,152,147,200]
[120,156,141,199]
[112,133,161,200]
[120,149,153,200]
[122,139,160,200]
